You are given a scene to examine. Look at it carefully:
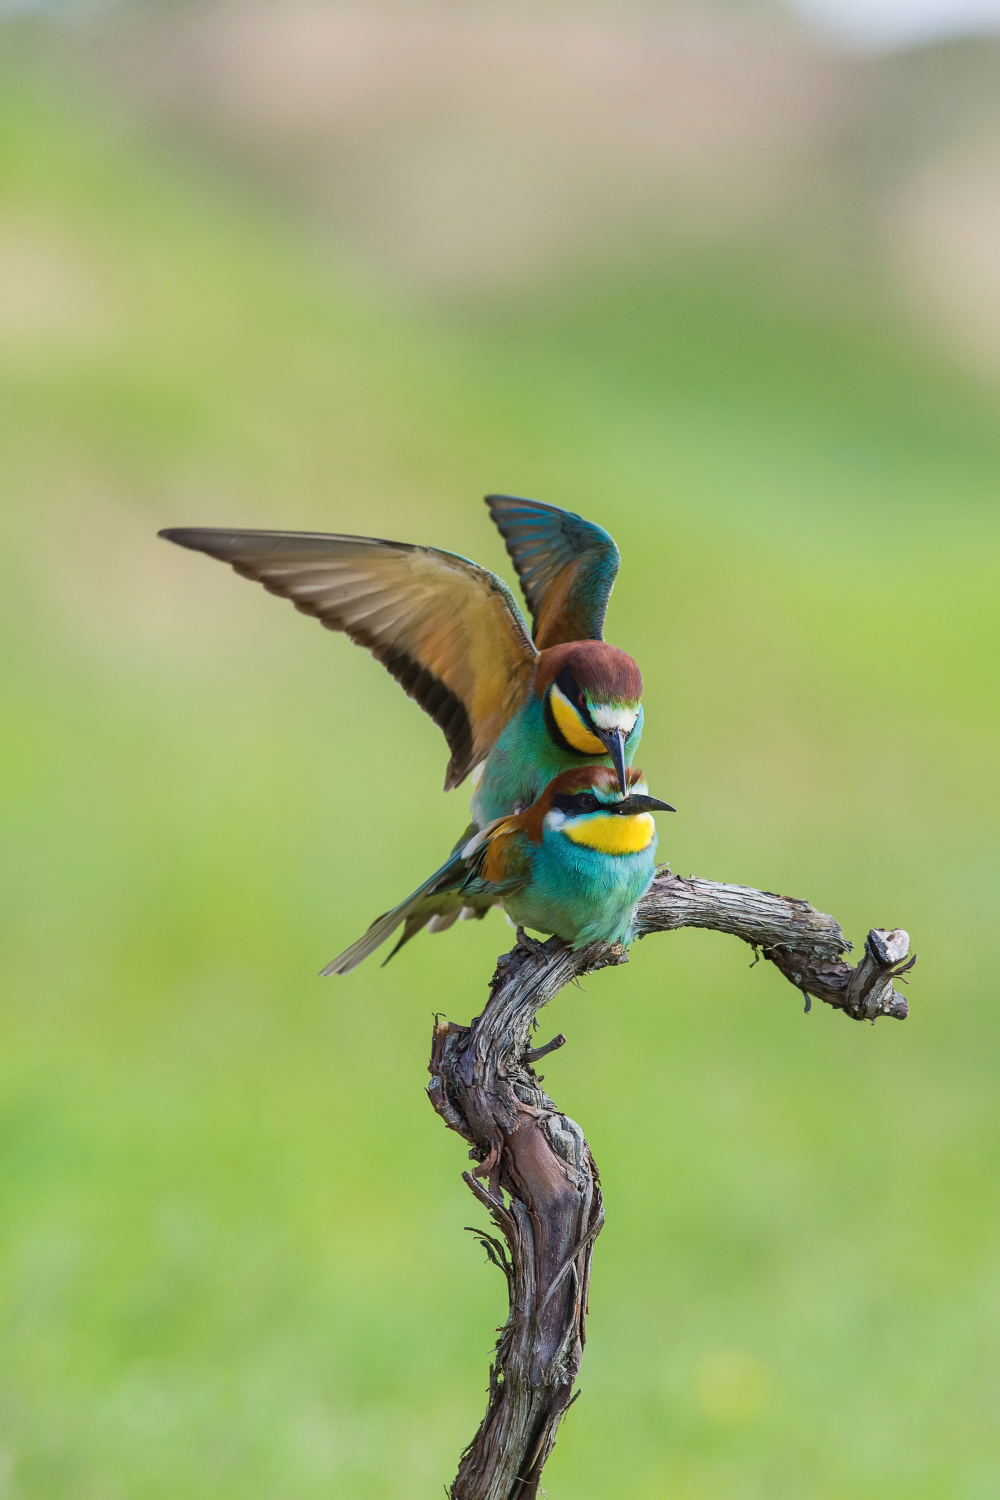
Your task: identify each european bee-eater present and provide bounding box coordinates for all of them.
[159,495,644,825]
[322,767,674,975]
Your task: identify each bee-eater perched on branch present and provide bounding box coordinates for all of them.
[322,767,675,975]
[159,495,643,826]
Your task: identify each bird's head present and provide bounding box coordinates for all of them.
[536,641,643,795]
[531,765,674,855]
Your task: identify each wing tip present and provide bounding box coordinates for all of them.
[443,761,465,793]
[484,492,540,512]
[158,527,230,554]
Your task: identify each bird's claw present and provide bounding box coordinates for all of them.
[515,926,547,956]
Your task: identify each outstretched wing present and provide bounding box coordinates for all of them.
[484,494,620,649]
[159,528,538,789]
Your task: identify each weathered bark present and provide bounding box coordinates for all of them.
[427,868,912,1499]
[637,873,913,1020]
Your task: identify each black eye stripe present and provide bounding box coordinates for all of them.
[551,792,601,815]
[555,668,597,730]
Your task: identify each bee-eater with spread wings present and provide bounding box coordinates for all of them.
[160,495,644,828]
[322,767,674,975]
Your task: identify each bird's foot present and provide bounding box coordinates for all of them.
[515,926,548,957]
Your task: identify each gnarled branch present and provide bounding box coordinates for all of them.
[427,869,912,1499]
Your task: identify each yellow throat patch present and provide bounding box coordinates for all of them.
[563,812,655,855]
[549,684,607,756]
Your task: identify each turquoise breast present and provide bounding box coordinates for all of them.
[502,823,658,949]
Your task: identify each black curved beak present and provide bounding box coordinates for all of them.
[598,726,630,797]
[612,793,676,815]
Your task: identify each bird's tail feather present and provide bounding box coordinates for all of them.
[321,851,468,976]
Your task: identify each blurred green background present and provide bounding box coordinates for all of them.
[1,6,999,1497]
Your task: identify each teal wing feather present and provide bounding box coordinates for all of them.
[484,495,620,648]
[321,821,527,975]
[321,847,471,976]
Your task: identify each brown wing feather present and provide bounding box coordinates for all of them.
[160,528,538,788]
[484,494,621,648]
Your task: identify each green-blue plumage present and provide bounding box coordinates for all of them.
[498,822,656,949]
[471,694,644,825]
[323,767,670,974]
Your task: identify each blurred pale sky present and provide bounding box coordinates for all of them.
[4,0,1000,51]
[3,0,1000,48]
[794,0,1000,46]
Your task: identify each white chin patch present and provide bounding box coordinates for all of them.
[590,703,639,734]
[544,809,567,832]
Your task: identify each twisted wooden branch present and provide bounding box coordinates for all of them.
[427,869,912,1499]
